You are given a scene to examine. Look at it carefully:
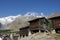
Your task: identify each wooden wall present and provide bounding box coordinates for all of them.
[52,17,60,29]
[29,18,49,33]
[29,19,40,30]
[19,27,29,37]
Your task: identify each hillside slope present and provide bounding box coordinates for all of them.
[19,32,60,40]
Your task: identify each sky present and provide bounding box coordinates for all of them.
[0,0,60,17]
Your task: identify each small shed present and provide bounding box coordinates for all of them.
[49,13,60,33]
[19,26,29,38]
[28,17,49,34]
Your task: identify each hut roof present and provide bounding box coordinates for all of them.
[28,17,45,22]
[48,13,60,19]
[28,17,48,23]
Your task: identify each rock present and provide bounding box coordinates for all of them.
[51,30,56,34]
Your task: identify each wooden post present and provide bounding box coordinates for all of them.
[39,19,41,32]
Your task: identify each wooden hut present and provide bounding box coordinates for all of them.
[19,26,29,37]
[49,13,60,33]
[28,17,49,34]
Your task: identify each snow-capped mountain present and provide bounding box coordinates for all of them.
[0,12,46,25]
[0,15,21,25]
